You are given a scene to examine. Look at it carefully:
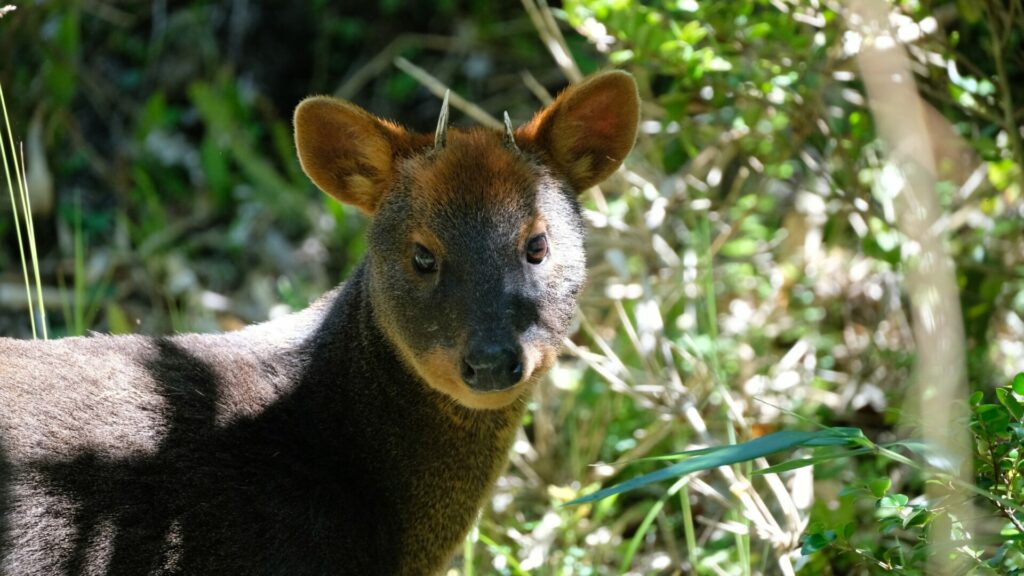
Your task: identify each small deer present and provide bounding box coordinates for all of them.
[0,71,639,575]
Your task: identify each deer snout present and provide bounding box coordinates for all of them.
[461,341,523,392]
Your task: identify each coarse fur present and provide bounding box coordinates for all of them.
[0,71,639,575]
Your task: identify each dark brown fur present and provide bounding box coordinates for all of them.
[0,71,639,575]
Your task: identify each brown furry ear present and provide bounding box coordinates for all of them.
[294,97,414,214]
[517,71,640,193]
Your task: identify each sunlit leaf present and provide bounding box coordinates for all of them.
[1013,373,1024,396]
[869,477,891,498]
[996,388,1023,421]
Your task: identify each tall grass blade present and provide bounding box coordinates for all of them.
[19,143,47,338]
[0,82,37,339]
[620,476,689,573]
[462,527,475,576]
[680,484,698,571]
[619,497,666,573]
[566,428,865,506]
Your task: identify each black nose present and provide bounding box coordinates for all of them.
[461,342,523,392]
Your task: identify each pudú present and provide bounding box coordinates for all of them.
[0,71,639,575]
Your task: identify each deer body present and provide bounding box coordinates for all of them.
[0,72,639,575]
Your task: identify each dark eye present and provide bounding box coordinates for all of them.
[413,243,438,274]
[526,234,548,264]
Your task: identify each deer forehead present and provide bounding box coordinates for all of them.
[382,131,566,248]
[406,130,543,210]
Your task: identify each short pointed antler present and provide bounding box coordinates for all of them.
[434,90,450,151]
[503,112,519,152]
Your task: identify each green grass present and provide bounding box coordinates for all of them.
[1,81,46,340]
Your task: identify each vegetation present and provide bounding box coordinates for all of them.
[2,0,1022,574]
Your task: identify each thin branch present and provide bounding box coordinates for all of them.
[519,69,553,105]
[521,0,582,82]
[392,57,501,129]
[334,34,454,100]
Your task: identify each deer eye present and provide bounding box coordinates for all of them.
[526,234,548,264]
[413,243,438,274]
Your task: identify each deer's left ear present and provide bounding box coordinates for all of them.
[517,71,640,193]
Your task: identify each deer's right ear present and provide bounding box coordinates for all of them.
[294,97,409,214]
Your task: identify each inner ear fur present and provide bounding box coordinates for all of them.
[294,97,417,214]
[517,71,640,193]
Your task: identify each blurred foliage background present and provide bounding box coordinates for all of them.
[1,0,1022,574]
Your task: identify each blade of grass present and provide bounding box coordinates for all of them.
[463,526,476,576]
[477,532,528,576]
[0,82,37,338]
[19,143,47,338]
[751,447,875,475]
[566,428,866,506]
[680,483,698,571]
[619,476,689,573]
[620,496,666,572]
[693,200,750,575]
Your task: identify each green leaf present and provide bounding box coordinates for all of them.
[996,388,1024,421]
[801,530,836,555]
[566,428,864,506]
[1013,373,1024,396]
[903,507,933,529]
[677,20,707,45]
[879,516,901,534]
[977,404,1011,433]
[878,493,908,509]
[747,22,772,39]
[720,238,759,257]
[869,477,891,498]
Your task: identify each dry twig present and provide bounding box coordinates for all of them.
[393,57,501,129]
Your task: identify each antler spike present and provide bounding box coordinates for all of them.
[434,90,450,152]
[503,111,519,152]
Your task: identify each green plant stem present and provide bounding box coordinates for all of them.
[993,500,1024,535]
